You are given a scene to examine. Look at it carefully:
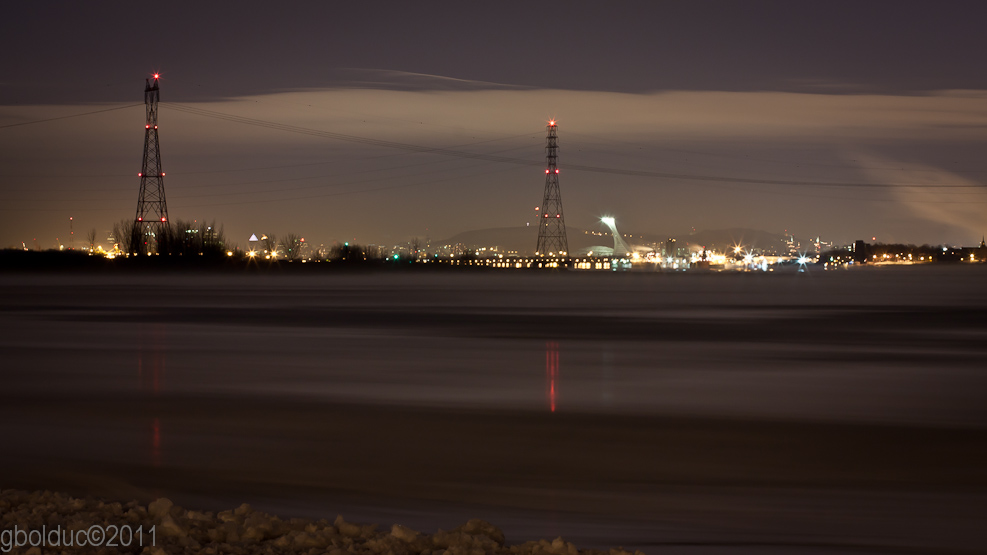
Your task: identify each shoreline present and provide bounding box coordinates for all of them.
[4,396,987,553]
[1,489,646,555]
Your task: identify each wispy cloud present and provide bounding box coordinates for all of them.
[183,86,987,147]
[4,85,987,245]
[324,69,530,92]
[855,153,987,238]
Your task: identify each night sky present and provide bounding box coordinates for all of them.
[3,1,987,250]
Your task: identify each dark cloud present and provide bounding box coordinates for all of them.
[4,1,987,104]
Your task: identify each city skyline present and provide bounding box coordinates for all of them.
[2,2,987,249]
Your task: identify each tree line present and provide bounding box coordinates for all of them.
[113,218,228,257]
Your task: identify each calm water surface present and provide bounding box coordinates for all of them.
[2,267,986,553]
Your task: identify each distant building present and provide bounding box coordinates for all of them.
[663,238,677,259]
[852,240,868,263]
[957,237,987,263]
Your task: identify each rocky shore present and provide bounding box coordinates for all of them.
[0,490,644,555]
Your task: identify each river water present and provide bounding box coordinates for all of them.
[2,266,986,553]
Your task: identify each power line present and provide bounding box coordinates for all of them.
[170,161,525,209]
[4,100,981,191]
[562,128,987,176]
[163,102,984,190]
[0,142,539,200]
[0,103,142,130]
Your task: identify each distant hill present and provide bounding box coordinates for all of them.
[671,228,789,254]
[435,226,791,256]
[435,226,618,255]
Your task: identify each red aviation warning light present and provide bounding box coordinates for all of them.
[535,117,567,256]
[134,72,169,253]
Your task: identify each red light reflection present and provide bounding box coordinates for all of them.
[138,323,167,394]
[546,341,559,412]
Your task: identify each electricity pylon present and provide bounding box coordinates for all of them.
[133,73,169,254]
[535,120,568,256]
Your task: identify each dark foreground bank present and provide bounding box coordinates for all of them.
[1,489,645,555]
[3,395,987,554]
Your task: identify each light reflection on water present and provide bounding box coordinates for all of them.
[546,341,559,413]
[137,323,167,394]
[0,326,982,427]
[2,270,987,552]
[138,323,167,468]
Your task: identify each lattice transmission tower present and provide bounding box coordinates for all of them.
[535,120,568,256]
[132,73,169,254]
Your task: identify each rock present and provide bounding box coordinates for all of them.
[223,520,241,542]
[187,510,212,521]
[206,527,223,542]
[291,530,325,548]
[147,498,173,520]
[550,537,578,555]
[241,525,265,542]
[390,523,420,542]
[334,515,362,538]
[159,513,187,538]
[455,519,506,545]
